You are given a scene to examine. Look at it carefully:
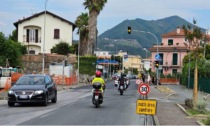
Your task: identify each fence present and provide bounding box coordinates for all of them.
[187,78,210,93]
[52,74,77,86]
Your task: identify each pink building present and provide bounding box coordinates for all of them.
[149,27,206,75]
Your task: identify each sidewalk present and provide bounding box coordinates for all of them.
[149,85,202,125]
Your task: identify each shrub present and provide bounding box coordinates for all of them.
[185,98,193,109]
[203,116,210,125]
[196,101,207,114]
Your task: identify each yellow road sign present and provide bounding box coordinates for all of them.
[136,99,157,115]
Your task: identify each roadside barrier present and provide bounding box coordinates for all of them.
[0,78,12,92]
[53,74,78,86]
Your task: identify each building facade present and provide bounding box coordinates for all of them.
[150,27,210,75]
[14,11,76,55]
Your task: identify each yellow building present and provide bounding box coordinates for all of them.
[116,50,143,73]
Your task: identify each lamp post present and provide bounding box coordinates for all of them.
[143,48,149,58]
[133,30,159,85]
[42,0,48,74]
[184,42,191,90]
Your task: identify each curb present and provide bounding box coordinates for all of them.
[176,103,205,126]
[153,115,160,126]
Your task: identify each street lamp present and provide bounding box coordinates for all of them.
[42,0,48,74]
[143,48,149,58]
[133,30,159,85]
[184,42,190,90]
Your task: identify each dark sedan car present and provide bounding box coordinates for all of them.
[8,74,57,107]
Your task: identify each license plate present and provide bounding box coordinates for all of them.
[19,95,28,99]
[115,81,118,84]
[95,95,99,100]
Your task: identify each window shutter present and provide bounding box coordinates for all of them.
[172,53,178,65]
[26,29,29,42]
[54,29,60,39]
[35,29,38,43]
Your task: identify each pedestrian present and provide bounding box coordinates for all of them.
[152,75,155,85]
[147,74,151,84]
[142,73,145,83]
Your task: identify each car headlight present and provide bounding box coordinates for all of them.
[34,90,44,95]
[8,90,14,94]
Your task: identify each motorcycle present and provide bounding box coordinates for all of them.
[114,78,119,87]
[118,79,125,95]
[92,82,103,108]
[124,78,130,89]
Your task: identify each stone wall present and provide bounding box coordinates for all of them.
[21,54,77,74]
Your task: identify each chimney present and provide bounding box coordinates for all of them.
[177,27,180,34]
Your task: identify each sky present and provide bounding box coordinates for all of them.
[0,0,210,40]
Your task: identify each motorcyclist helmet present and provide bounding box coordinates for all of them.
[95,70,102,77]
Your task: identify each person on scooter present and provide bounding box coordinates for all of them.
[118,72,126,91]
[92,70,106,98]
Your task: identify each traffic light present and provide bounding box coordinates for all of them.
[128,26,131,34]
[154,60,159,68]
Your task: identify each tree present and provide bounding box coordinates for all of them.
[182,19,207,108]
[0,32,24,67]
[9,29,17,42]
[75,13,89,56]
[83,0,107,55]
[51,41,71,55]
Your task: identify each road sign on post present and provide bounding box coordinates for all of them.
[138,84,150,95]
[136,99,157,115]
[136,79,142,85]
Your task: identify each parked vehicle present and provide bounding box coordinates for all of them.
[92,82,103,108]
[7,74,57,107]
[0,67,23,89]
[112,73,120,80]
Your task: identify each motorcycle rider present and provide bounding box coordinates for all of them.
[92,70,106,99]
[118,72,126,90]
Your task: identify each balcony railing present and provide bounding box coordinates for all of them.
[23,36,41,43]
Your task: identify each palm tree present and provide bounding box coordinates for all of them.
[182,19,206,108]
[83,0,107,55]
[75,13,89,56]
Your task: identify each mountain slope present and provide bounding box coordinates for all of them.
[97,15,205,58]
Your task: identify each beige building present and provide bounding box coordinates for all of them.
[116,50,143,73]
[14,11,76,54]
[123,55,143,73]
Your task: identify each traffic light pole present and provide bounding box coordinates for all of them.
[132,30,159,85]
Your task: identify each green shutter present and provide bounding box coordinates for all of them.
[159,53,164,65]
[168,39,173,45]
[173,53,178,65]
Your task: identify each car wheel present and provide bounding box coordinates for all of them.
[51,93,57,103]
[8,102,15,107]
[43,95,48,106]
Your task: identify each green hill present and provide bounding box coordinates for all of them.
[97,15,205,58]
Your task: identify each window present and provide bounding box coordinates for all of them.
[26,29,38,43]
[168,39,173,45]
[172,53,178,65]
[54,29,60,39]
[29,50,35,54]
[172,69,177,74]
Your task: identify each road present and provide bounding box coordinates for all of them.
[0,79,154,125]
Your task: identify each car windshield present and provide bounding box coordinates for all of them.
[16,76,45,85]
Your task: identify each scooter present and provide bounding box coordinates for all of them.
[118,80,125,95]
[92,82,103,108]
[114,78,119,87]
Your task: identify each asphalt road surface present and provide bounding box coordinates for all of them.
[0,79,154,125]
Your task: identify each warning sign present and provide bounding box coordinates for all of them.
[136,99,157,115]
